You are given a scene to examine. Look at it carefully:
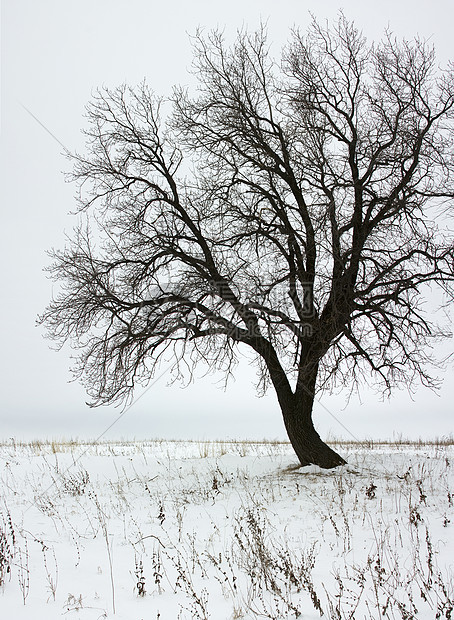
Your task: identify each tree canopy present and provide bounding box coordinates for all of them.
[40,16,454,467]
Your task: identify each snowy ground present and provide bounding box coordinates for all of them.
[0,438,453,619]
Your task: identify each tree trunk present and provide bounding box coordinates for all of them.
[255,339,346,469]
[281,397,347,468]
[280,366,346,469]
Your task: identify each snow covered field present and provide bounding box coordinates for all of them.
[1,438,453,619]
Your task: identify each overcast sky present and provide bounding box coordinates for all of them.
[1,0,453,443]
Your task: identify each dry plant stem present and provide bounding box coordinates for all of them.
[91,492,116,615]
[43,545,58,602]
[0,507,15,588]
[17,538,30,605]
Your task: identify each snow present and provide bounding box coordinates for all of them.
[1,439,453,619]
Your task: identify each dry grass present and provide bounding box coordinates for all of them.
[1,438,453,618]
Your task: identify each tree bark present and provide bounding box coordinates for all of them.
[255,338,346,469]
[281,365,347,469]
[281,396,347,468]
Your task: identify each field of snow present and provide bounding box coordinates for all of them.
[0,438,453,619]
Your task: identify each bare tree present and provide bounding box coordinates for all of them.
[40,16,454,468]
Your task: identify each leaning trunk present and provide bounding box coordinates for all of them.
[280,366,346,469]
[258,341,346,469]
[281,395,346,468]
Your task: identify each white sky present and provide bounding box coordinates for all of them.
[0,0,453,442]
